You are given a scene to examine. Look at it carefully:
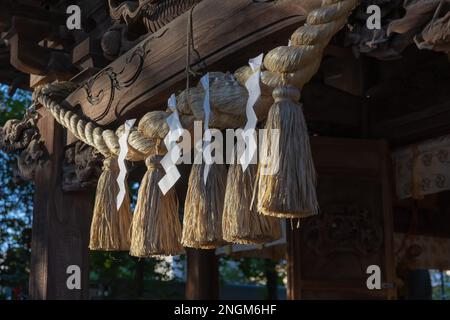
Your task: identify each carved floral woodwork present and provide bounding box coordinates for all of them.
[346,0,450,60]
[108,0,202,33]
[17,139,47,181]
[62,141,103,192]
[394,0,450,53]
[393,134,450,200]
[102,0,202,60]
[101,23,142,60]
[303,203,383,258]
[0,111,47,181]
[0,105,102,188]
[0,114,39,152]
[87,33,158,120]
[345,0,412,60]
[297,174,388,283]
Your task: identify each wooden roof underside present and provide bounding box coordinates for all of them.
[0,0,449,148]
[62,0,315,127]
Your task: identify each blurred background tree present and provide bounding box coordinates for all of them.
[219,256,286,300]
[0,85,33,299]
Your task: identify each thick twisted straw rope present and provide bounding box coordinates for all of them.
[261,0,358,89]
[33,74,237,161]
[33,0,358,158]
[35,92,154,161]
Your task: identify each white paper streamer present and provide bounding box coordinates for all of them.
[158,94,184,195]
[239,53,263,172]
[116,118,136,210]
[200,73,212,185]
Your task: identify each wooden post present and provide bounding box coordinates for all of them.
[185,249,219,300]
[286,137,396,300]
[29,110,93,299]
[286,221,301,300]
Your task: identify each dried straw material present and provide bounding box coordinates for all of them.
[307,0,356,25]
[234,67,275,122]
[116,124,155,160]
[181,162,228,249]
[31,1,361,252]
[89,156,132,251]
[187,72,248,129]
[138,111,170,140]
[261,59,322,90]
[257,86,318,219]
[130,155,184,257]
[290,16,347,46]
[222,163,281,244]
[33,1,358,164]
[264,45,322,73]
[261,0,357,90]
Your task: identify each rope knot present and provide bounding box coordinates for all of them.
[145,155,163,169]
[103,156,119,172]
[273,86,301,103]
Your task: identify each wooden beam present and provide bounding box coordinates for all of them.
[371,101,450,146]
[303,82,362,129]
[286,220,301,300]
[7,16,75,86]
[29,110,93,299]
[63,0,321,126]
[0,2,66,33]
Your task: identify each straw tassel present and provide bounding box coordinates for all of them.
[89,156,132,251]
[181,162,227,249]
[130,155,184,257]
[223,163,281,244]
[257,86,318,218]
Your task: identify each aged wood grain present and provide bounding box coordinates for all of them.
[64,0,321,126]
[287,137,397,300]
[371,101,450,146]
[29,110,93,299]
[185,249,219,300]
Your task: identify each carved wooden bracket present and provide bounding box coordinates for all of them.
[108,0,202,34]
[0,111,48,181]
[345,0,450,60]
[102,0,202,60]
[62,141,103,192]
[16,139,48,181]
[6,16,76,79]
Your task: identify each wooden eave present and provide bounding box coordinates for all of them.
[62,0,322,127]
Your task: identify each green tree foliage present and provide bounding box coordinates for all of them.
[89,183,186,299]
[219,256,287,299]
[0,86,184,299]
[0,87,31,126]
[89,252,185,299]
[0,86,33,299]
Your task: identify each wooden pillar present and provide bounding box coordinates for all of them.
[185,248,219,300]
[286,221,301,300]
[29,110,93,299]
[286,137,396,300]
